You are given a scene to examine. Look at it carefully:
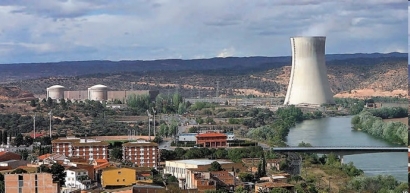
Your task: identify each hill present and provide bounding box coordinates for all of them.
[0,53,407,99]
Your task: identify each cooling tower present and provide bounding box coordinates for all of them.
[88,84,108,101]
[284,36,335,106]
[46,85,65,100]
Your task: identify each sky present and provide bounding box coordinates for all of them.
[0,0,407,64]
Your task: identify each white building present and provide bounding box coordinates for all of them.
[164,159,233,189]
[178,133,235,142]
[178,133,197,142]
[64,167,91,190]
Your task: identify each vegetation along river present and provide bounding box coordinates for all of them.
[286,115,407,182]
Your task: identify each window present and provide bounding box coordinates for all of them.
[118,171,121,174]
[117,179,119,182]
[123,179,125,182]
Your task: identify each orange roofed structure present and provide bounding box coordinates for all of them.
[196,133,227,148]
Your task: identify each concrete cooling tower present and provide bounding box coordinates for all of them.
[284,36,335,106]
[46,85,65,100]
[88,84,108,101]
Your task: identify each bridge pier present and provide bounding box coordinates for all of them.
[339,154,344,164]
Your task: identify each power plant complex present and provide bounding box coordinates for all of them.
[45,84,159,102]
[284,36,335,106]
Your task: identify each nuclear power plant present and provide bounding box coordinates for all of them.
[284,36,335,106]
[88,84,108,101]
[46,85,65,100]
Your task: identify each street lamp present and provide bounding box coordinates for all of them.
[152,107,156,137]
[147,110,152,141]
[48,110,52,138]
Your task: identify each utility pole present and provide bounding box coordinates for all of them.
[48,110,52,138]
[152,108,156,138]
[147,110,152,141]
[33,113,36,139]
[216,81,219,98]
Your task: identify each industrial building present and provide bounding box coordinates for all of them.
[88,84,108,101]
[46,85,65,100]
[284,36,335,106]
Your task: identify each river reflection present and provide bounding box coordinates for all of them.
[286,116,407,182]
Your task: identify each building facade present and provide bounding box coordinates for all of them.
[52,137,109,161]
[122,139,159,168]
[5,173,60,193]
[65,167,91,190]
[196,133,227,148]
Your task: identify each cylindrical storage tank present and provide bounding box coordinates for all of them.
[46,85,65,100]
[88,84,108,101]
[284,36,335,105]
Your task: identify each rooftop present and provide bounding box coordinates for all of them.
[256,182,294,188]
[196,133,227,137]
[167,159,232,166]
[48,85,65,89]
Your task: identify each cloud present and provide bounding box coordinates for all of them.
[0,0,406,63]
[217,47,235,58]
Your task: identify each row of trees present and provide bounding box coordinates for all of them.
[246,106,307,146]
[366,106,408,119]
[351,111,408,145]
[160,146,272,163]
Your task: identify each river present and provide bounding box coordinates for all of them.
[286,116,407,182]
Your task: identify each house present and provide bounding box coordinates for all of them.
[101,167,138,188]
[0,151,21,161]
[255,182,294,193]
[5,173,60,193]
[196,133,227,148]
[36,153,66,165]
[0,160,28,170]
[164,159,246,190]
[65,167,91,190]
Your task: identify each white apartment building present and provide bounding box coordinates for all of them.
[64,167,91,190]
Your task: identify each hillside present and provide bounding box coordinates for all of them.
[0,53,407,99]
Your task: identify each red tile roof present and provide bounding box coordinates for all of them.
[196,133,227,137]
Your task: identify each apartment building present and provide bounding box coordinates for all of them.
[51,137,109,161]
[122,139,159,168]
[164,159,245,189]
[5,173,60,193]
[65,167,91,190]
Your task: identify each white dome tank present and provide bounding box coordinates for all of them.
[88,84,108,101]
[47,85,65,100]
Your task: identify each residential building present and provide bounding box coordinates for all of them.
[65,167,91,190]
[5,173,60,193]
[255,182,294,193]
[0,151,21,161]
[196,133,227,148]
[164,159,246,189]
[179,133,197,142]
[51,137,109,161]
[0,160,28,170]
[101,167,136,188]
[122,139,159,168]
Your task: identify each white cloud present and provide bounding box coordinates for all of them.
[217,47,235,58]
[0,0,406,63]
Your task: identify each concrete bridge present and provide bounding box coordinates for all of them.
[271,146,408,163]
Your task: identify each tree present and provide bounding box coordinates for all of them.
[11,168,27,174]
[14,133,24,147]
[110,148,123,161]
[209,161,223,171]
[24,136,34,146]
[50,163,66,185]
[238,173,254,182]
[2,131,7,145]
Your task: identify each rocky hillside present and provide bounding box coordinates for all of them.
[2,57,407,99]
[0,86,36,101]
